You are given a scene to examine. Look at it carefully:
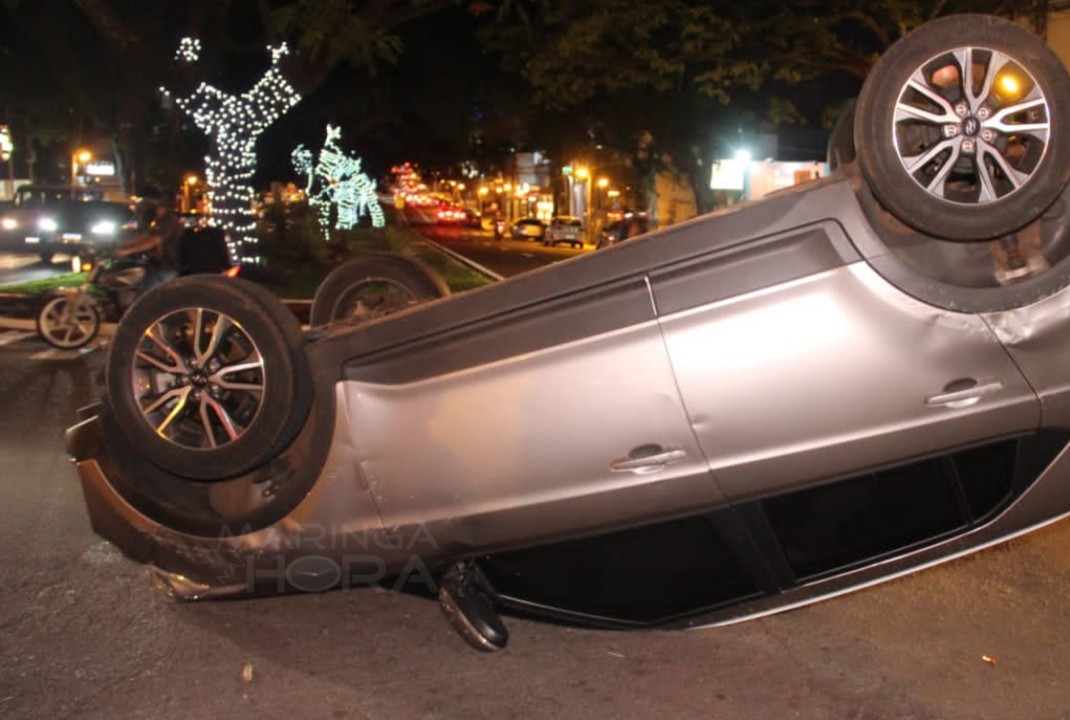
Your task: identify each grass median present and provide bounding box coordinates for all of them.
[0,233,494,300]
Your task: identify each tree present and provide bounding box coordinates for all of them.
[0,0,493,192]
[479,0,1043,213]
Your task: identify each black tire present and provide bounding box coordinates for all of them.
[855,14,1070,240]
[827,99,857,172]
[309,253,449,328]
[36,294,100,349]
[105,276,311,480]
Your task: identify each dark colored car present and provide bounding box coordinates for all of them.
[0,190,137,262]
[597,215,650,249]
[66,16,1070,652]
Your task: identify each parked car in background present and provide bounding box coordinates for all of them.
[436,204,466,224]
[510,217,546,240]
[544,216,584,248]
[463,208,482,229]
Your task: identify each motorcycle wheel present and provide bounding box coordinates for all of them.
[36,294,100,350]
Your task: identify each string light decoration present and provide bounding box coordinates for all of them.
[164,38,301,259]
[292,125,385,240]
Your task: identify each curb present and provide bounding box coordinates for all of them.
[417,238,505,282]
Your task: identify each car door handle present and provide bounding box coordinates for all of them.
[610,445,687,474]
[925,379,1003,409]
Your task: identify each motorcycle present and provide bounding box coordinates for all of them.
[36,225,240,349]
[35,251,150,350]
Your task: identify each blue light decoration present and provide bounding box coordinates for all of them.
[292,125,385,240]
[164,39,302,260]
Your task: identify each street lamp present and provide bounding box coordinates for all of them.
[70,149,91,195]
[184,174,199,212]
[594,177,610,238]
[573,166,592,240]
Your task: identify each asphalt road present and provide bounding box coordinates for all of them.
[0,253,73,287]
[3,327,1070,719]
[414,223,590,278]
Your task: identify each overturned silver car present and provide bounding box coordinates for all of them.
[68,15,1070,651]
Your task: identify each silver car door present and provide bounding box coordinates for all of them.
[653,223,1040,502]
[342,278,723,551]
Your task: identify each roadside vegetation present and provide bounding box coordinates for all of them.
[255,202,493,297]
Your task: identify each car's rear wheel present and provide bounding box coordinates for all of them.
[855,14,1070,240]
[309,254,449,327]
[827,100,857,172]
[36,294,100,349]
[105,276,311,480]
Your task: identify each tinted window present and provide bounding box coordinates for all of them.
[763,457,965,579]
[482,513,761,624]
[952,439,1016,521]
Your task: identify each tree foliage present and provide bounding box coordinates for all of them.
[485,0,1041,111]
[476,0,1045,213]
[0,0,483,188]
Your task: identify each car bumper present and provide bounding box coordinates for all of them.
[63,388,420,601]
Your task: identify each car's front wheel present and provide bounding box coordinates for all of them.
[855,14,1070,240]
[105,276,311,480]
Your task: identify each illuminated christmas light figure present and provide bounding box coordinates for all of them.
[292,125,385,240]
[166,38,301,259]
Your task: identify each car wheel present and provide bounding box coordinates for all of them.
[38,252,54,264]
[36,294,100,349]
[105,276,311,480]
[310,253,449,328]
[855,14,1070,241]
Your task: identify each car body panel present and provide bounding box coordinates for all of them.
[660,260,1039,501]
[986,285,1070,429]
[345,316,722,551]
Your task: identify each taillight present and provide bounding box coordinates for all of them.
[223,265,241,278]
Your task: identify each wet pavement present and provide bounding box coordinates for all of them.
[2,328,1070,719]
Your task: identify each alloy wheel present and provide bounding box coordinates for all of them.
[893,46,1050,206]
[129,307,266,450]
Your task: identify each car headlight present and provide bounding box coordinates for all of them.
[1,217,16,230]
[38,217,58,232]
[91,220,117,236]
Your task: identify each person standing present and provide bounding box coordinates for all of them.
[113,200,183,294]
